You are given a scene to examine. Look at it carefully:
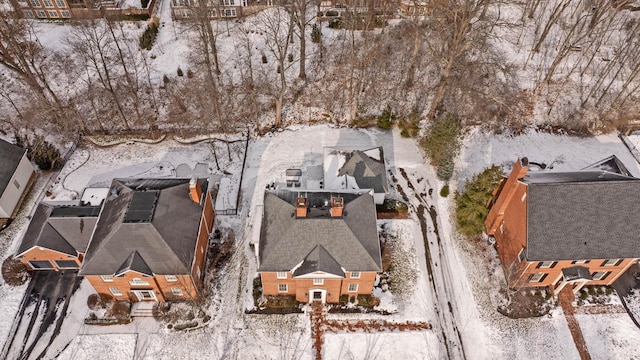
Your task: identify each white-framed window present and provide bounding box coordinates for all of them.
[537,261,557,269]
[602,259,623,267]
[47,10,58,16]
[200,246,204,254]
[35,10,46,17]
[528,273,547,283]
[109,287,122,296]
[592,271,611,281]
[518,248,526,262]
[222,0,234,5]
[171,288,183,296]
[101,275,114,282]
[130,278,150,286]
[60,9,69,16]
[313,278,323,285]
[54,0,65,6]
[348,283,358,292]
[42,0,53,7]
[222,8,236,17]
[571,260,590,264]
[241,0,246,5]
[22,9,34,17]
[276,272,287,279]
[278,284,288,292]
[13,179,20,189]
[350,271,361,278]
[29,0,40,7]
[165,275,178,282]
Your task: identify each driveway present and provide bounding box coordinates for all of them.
[2,270,82,360]
[613,262,640,328]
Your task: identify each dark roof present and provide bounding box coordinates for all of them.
[325,147,388,193]
[0,139,27,195]
[258,190,381,274]
[582,155,633,177]
[526,179,640,261]
[17,203,99,256]
[562,266,593,282]
[523,170,637,184]
[79,178,207,276]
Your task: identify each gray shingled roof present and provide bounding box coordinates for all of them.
[258,190,381,274]
[562,266,593,281]
[325,147,388,194]
[526,179,640,261]
[293,245,344,277]
[582,155,633,177]
[0,139,27,196]
[79,178,206,276]
[17,203,99,256]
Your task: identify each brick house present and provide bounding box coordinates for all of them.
[79,178,215,302]
[170,0,271,20]
[323,146,388,205]
[257,189,381,304]
[485,156,640,294]
[0,138,35,226]
[16,203,100,271]
[10,0,156,20]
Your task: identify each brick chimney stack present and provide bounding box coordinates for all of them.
[330,197,343,217]
[189,177,202,203]
[296,197,308,217]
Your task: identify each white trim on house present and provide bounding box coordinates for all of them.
[133,290,157,301]
[0,151,34,219]
[294,271,343,279]
[309,289,327,304]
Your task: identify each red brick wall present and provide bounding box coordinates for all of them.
[18,248,82,271]
[86,271,200,302]
[261,271,378,303]
[190,191,214,291]
[518,258,636,289]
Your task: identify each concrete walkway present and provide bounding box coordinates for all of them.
[558,287,592,360]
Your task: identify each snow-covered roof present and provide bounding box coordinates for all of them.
[323,146,388,194]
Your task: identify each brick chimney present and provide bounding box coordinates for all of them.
[189,177,202,203]
[296,197,308,217]
[330,197,343,217]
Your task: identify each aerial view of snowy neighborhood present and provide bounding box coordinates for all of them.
[2,0,640,359]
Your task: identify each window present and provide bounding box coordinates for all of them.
[29,0,40,7]
[42,0,53,7]
[499,222,505,233]
[241,0,246,5]
[28,260,53,269]
[348,283,358,292]
[101,275,114,282]
[55,0,65,6]
[527,273,548,283]
[350,271,361,278]
[222,0,234,5]
[222,8,236,17]
[36,10,46,17]
[13,179,20,189]
[276,272,287,279]
[200,246,204,254]
[571,260,590,264]
[55,260,79,269]
[536,261,557,269]
[165,275,178,282]
[601,259,623,267]
[592,271,611,281]
[313,278,324,285]
[23,9,34,17]
[196,267,201,279]
[171,288,183,296]
[278,284,288,292]
[48,10,58,16]
[518,248,526,262]
[130,278,150,286]
[109,287,122,296]
[521,193,526,202]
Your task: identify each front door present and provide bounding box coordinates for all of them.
[309,289,326,304]
[133,290,157,301]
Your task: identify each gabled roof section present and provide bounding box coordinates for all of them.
[324,146,388,193]
[293,245,345,277]
[258,190,381,273]
[526,179,640,261]
[562,266,593,282]
[0,139,27,196]
[80,178,207,276]
[17,203,99,256]
[582,155,633,177]
[115,250,153,276]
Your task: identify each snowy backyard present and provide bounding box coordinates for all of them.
[0,125,639,359]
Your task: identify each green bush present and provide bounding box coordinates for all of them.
[440,185,449,197]
[139,23,158,50]
[454,165,504,237]
[398,109,420,138]
[420,113,461,181]
[377,106,396,130]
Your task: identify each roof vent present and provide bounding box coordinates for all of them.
[296,197,308,218]
[330,197,343,217]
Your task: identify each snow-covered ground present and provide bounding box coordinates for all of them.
[2,125,640,359]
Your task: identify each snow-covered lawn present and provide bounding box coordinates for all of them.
[2,125,640,359]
